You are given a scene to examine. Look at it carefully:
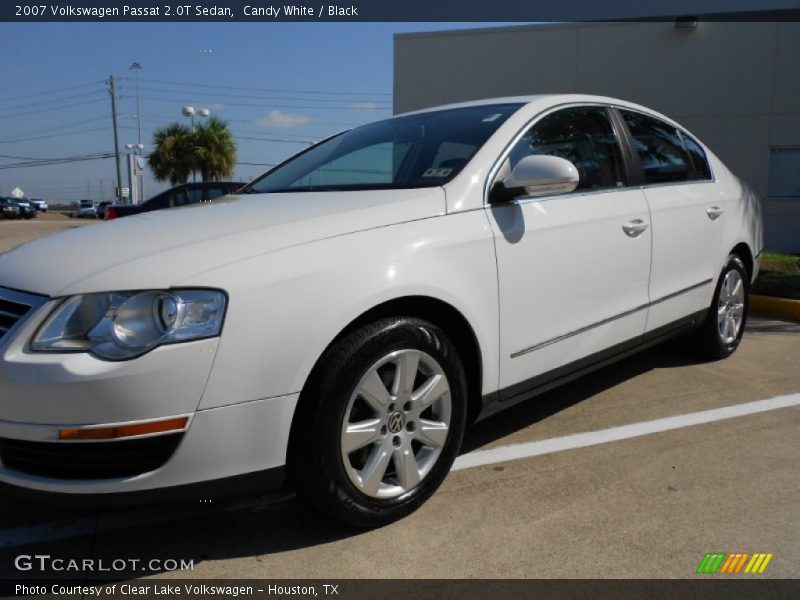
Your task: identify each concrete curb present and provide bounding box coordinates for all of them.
[750,294,800,323]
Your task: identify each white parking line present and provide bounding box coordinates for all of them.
[1,393,798,549]
[452,392,800,471]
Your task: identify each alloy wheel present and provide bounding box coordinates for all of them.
[717,269,745,344]
[340,349,452,499]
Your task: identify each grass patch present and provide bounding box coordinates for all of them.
[760,252,800,272]
[753,252,800,300]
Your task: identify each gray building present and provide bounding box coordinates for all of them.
[394,21,800,252]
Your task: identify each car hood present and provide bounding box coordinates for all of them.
[0,189,445,296]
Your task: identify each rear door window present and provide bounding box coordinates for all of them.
[620,110,695,184]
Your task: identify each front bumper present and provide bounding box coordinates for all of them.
[0,287,299,499]
[0,392,298,496]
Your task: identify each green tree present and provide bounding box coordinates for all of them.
[194,117,237,181]
[148,123,195,185]
[148,118,236,184]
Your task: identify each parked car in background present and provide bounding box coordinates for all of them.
[0,95,763,527]
[11,199,36,220]
[95,201,112,220]
[106,181,245,220]
[28,199,48,212]
[0,198,20,219]
[75,199,97,219]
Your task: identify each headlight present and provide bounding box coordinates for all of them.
[31,289,226,360]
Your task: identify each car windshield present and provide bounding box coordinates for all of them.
[243,103,523,193]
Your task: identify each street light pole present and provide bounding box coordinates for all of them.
[129,62,144,203]
[129,62,143,147]
[125,143,144,204]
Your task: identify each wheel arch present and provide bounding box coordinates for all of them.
[285,295,485,479]
[730,241,754,283]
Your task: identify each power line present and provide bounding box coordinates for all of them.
[132,85,391,107]
[0,80,105,104]
[0,152,114,170]
[127,76,391,97]
[0,90,107,114]
[133,115,354,136]
[0,150,108,161]
[0,116,111,142]
[0,98,107,120]
[134,95,390,112]
[237,135,314,144]
[135,112,367,129]
[0,127,109,144]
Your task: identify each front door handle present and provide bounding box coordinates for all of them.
[707,206,723,220]
[622,219,649,237]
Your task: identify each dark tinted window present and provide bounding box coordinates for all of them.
[621,110,699,184]
[681,134,712,181]
[145,191,173,209]
[244,104,523,193]
[509,106,626,193]
[186,186,226,204]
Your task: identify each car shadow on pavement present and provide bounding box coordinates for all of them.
[745,317,800,335]
[460,337,703,454]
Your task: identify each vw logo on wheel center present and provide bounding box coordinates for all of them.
[387,412,406,434]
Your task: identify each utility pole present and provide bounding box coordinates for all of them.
[108,75,123,203]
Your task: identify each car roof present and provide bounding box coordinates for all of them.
[393,93,658,118]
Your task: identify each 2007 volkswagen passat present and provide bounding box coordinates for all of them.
[0,95,762,526]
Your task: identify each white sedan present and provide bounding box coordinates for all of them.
[0,95,762,526]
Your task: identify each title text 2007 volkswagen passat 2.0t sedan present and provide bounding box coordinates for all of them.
[0,95,762,526]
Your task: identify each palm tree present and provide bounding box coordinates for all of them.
[148,124,195,185]
[148,118,236,184]
[194,117,236,181]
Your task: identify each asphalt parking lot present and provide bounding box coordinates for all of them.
[0,212,96,255]
[0,218,798,581]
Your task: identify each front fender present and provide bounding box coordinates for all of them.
[185,211,499,410]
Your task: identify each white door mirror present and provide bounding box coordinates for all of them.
[502,155,580,197]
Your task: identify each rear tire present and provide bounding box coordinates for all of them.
[289,317,468,528]
[692,254,749,359]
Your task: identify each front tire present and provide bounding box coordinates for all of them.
[289,317,468,528]
[693,254,749,359]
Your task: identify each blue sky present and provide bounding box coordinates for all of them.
[0,22,506,203]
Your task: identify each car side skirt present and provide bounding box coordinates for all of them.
[477,308,709,421]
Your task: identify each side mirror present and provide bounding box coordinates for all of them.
[500,155,579,198]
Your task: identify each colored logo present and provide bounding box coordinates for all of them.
[696,552,773,574]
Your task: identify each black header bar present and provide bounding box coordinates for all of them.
[2,0,800,22]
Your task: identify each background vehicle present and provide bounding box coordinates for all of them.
[95,201,112,220]
[0,95,763,527]
[74,199,97,219]
[0,197,20,219]
[106,181,245,220]
[11,199,36,220]
[28,199,47,212]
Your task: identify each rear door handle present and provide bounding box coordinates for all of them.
[622,219,649,237]
[707,206,723,220]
